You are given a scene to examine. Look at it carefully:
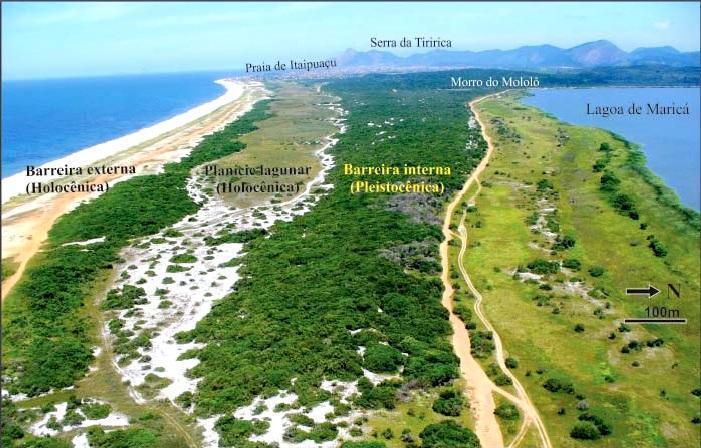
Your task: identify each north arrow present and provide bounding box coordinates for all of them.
[625,284,660,298]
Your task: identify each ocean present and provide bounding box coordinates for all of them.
[523,87,700,210]
[1,71,236,178]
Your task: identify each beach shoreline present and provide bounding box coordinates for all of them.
[1,79,243,204]
[1,79,268,301]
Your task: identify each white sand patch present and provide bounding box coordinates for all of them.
[197,416,221,448]
[31,402,68,437]
[228,390,351,448]
[320,379,359,404]
[1,388,29,402]
[308,401,335,423]
[516,272,542,281]
[72,433,90,448]
[79,412,129,429]
[62,237,106,247]
[99,98,347,442]
[30,400,128,437]
[362,368,399,385]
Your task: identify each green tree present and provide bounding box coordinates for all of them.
[419,420,480,448]
[570,421,601,440]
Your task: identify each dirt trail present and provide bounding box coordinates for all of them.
[1,85,264,302]
[440,93,503,448]
[440,93,552,448]
[457,95,553,448]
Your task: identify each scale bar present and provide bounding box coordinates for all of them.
[624,318,687,324]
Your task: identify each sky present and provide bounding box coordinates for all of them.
[2,1,700,80]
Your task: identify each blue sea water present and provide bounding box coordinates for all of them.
[523,87,700,210]
[1,71,236,178]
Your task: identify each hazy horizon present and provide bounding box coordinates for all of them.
[3,1,700,80]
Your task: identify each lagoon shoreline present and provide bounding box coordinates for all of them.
[523,86,701,211]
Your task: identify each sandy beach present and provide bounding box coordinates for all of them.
[1,79,268,301]
[2,79,245,205]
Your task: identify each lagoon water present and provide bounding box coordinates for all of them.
[1,71,236,178]
[523,87,700,210]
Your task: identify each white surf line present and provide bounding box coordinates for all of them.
[2,79,246,204]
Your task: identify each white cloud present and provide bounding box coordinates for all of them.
[653,20,671,30]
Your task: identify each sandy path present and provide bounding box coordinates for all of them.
[1,82,266,302]
[440,93,503,448]
[455,95,553,448]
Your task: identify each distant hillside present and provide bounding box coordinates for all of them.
[337,40,700,70]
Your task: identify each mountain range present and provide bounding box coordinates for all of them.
[337,40,700,70]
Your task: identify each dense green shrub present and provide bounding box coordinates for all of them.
[419,420,480,448]
[527,259,560,275]
[87,427,158,447]
[570,421,601,440]
[588,266,606,277]
[647,235,668,257]
[537,179,554,191]
[102,285,147,310]
[432,390,464,416]
[356,378,400,410]
[553,234,576,251]
[562,258,581,270]
[579,412,612,436]
[494,403,520,420]
[215,416,256,446]
[543,377,575,394]
[80,402,111,420]
[364,344,404,373]
[600,171,620,192]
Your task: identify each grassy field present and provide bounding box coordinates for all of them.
[463,92,700,447]
[209,82,338,208]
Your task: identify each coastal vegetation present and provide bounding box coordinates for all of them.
[2,66,699,447]
[1,101,272,446]
[464,92,700,447]
[180,74,488,446]
[1,257,19,281]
